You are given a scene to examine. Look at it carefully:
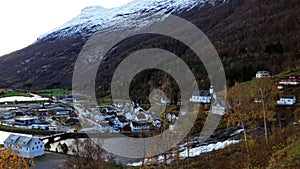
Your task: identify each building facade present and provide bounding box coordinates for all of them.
[4,134,44,158]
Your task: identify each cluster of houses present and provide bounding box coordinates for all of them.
[0,97,78,131]
[78,85,226,134]
[4,72,299,159]
[276,76,299,105]
[80,101,179,133]
[0,94,81,159]
[277,75,300,89]
[255,71,298,106]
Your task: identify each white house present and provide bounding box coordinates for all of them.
[189,90,211,103]
[277,95,297,105]
[130,121,150,132]
[256,71,271,78]
[14,116,41,126]
[211,101,226,115]
[4,134,44,158]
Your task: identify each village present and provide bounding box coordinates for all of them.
[0,70,299,161]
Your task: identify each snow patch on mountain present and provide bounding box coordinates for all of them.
[38,0,227,41]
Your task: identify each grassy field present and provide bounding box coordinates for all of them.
[36,88,71,97]
[0,91,29,98]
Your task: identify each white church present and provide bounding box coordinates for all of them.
[189,86,214,103]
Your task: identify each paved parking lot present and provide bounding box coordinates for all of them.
[34,151,68,169]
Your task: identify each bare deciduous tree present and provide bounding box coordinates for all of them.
[63,138,115,169]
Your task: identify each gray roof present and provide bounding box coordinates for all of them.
[4,134,41,148]
[136,113,147,121]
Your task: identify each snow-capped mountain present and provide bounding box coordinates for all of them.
[39,0,224,41]
[0,0,299,90]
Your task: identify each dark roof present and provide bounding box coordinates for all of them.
[131,121,149,126]
[192,90,210,97]
[131,121,142,126]
[117,115,128,123]
[280,95,296,99]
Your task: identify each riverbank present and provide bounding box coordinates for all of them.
[0,125,246,168]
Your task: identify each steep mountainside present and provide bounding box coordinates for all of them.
[0,0,299,91]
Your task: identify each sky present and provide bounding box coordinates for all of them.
[0,0,133,56]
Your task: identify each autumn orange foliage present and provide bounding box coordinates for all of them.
[0,148,34,169]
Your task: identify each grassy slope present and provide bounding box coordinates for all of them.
[268,137,300,169]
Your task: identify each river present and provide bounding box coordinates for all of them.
[0,126,243,167]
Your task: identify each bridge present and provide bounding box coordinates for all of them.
[39,131,151,147]
[40,132,89,145]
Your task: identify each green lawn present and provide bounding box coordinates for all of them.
[36,88,71,97]
[0,91,28,98]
